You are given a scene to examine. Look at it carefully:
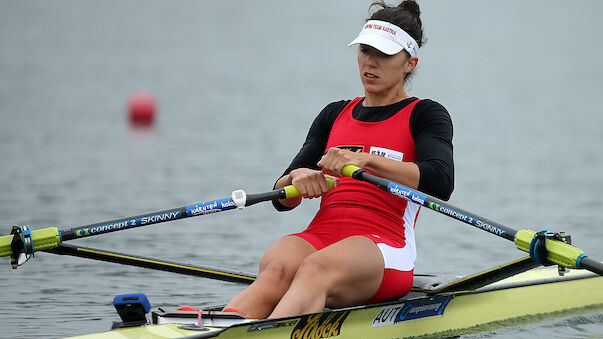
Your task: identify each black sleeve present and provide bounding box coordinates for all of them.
[410,99,454,201]
[272,100,349,211]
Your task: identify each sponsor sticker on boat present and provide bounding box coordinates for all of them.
[290,311,350,339]
[248,319,298,332]
[371,295,452,328]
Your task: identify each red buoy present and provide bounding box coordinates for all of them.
[128,92,156,126]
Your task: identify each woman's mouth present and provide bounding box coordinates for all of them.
[364,72,378,79]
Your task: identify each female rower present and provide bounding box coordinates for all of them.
[224,0,454,319]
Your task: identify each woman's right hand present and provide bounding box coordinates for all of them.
[289,168,335,199]
[274,168,337,208]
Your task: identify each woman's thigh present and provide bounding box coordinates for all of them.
[302,235,384,308]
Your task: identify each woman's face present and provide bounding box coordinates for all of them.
[357,44,417,97]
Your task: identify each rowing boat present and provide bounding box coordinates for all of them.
[2,165,602,338]
[66,257,603,338]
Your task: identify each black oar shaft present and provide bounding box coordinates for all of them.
[2,179,333,260]
[46,244,256,284]
[342,165,602,276]
[245,190,283,206]
[61,206,190,241]
[350,168,517,241]
[581,257,603,275]
[1,191,266,258]
[62,187,292,242]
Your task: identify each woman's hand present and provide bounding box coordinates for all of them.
[318,147,368,177]
[289,168,338,199]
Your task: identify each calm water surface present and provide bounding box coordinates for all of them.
[1,1,602,338]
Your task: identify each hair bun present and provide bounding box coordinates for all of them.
[368,0,425,48]
[399,0,421,20]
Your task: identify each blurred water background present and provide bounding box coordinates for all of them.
[1,1,602,338]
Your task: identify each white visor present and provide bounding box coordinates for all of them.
[348,20,419,57]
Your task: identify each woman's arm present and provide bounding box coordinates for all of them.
[272,101,349,210]
[411,100,454,200]
[318,148,420,189]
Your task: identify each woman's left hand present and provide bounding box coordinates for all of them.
[317,147,368,177]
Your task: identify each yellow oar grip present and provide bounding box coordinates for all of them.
[282,165,359,198]
[0,227,61,258]
[514,229,585,269]
[283,178,335,199]
[341,164,362,178]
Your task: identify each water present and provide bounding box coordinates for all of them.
[1,1,602,338]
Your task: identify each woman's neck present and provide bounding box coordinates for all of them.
[363,87,409,107]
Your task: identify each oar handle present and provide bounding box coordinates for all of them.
[342,164,363,178]
[281,178,335,199]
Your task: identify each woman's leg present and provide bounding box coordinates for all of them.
[223,235,316,318]
[269,235,384,318]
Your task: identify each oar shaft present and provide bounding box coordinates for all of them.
[53,185,307,242]
[342,165,602,275]
[580,257,603,275]
[342,165,517,241]
[2,180,332,259]
[61,206,191,241]
[63,180,330,241]
[46,244,256,284]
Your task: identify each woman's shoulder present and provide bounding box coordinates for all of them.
[413,98,452,123]
[410,98,453,138]
[415,98,449,115]
[320,99,352,116]
[313,99,353,127]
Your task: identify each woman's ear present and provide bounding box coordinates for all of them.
[405,56,419,74]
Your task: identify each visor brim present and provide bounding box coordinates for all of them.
[348,34,403,55]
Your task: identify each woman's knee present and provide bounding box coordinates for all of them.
[294,253,333,283]
[257,260,297,287]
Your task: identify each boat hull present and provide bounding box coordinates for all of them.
[68,267,603,338]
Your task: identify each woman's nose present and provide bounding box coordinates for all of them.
[364,51,377,66]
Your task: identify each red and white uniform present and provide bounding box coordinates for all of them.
[290,97,421,303]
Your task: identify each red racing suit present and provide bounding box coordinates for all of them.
[291,97,422,302]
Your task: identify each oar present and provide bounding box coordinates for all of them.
[47,244,539,292]
[46,244,256,284]
[1,180,333,266]
[341,165,603,276]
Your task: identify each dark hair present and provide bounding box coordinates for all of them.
[368,0,425,50]
[367,0,424,83]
